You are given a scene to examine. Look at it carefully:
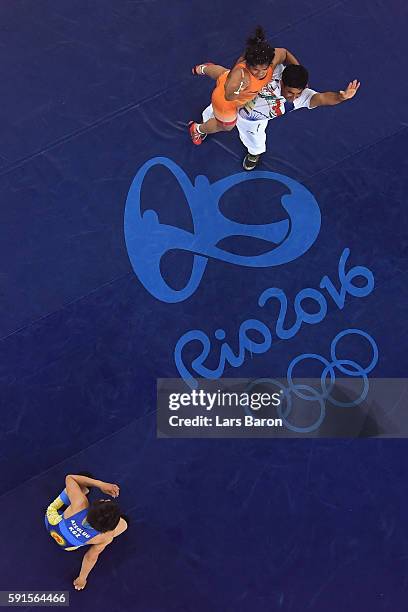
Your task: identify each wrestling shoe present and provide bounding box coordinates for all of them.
[192,62,214,76]
[243,153,261,170]
[188,121,207,145]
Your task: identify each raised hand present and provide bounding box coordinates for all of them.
[100,482,120,498]
[339,79,361,100]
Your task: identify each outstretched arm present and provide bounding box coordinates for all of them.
[73,541,112,590]
[73,519,128,590]
[310,79,360,108]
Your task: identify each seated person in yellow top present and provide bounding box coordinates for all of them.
[44,473,128,591]
[189,26,299,144]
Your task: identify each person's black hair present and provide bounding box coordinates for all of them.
[244,26,275,67]
[87,500,121,532]
[282,65,309,89]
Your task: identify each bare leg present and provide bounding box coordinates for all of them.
[199,117,235,134]
[190,64,235,141]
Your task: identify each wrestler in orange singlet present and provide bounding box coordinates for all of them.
[189,26,299,144]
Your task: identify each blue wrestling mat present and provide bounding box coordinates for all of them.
[0,1,407,610]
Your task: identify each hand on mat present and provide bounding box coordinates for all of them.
[339,80,360,100]
[100,482,120,498]
[73,576,87,590]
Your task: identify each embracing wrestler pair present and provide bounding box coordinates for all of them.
[189,26,360,169]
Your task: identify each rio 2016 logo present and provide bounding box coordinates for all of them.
[124,156,321,303]
[124,157,378,418]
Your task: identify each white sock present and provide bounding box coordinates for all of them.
[196,124,205,134]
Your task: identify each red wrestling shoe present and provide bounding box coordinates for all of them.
[188,121,206,145]
[191,62,214,76]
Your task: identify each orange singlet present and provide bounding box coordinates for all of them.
[211,61,274,125]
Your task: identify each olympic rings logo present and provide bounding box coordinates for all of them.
[246,328,379,433]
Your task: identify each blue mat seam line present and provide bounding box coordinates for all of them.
[1,113,405,353]
[0,83,190,178]
[251,268,408,353]
[0,408,158,502]
[2,268,406,502]
[0,272,133,344]
[268,0,346,39]
[0,1,348,178]
[298,125,408,183]
[212,125,408,182]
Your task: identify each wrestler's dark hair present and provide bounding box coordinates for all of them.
[244,26,275,67]
[282,65,309,89]
[87,500,121,532]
